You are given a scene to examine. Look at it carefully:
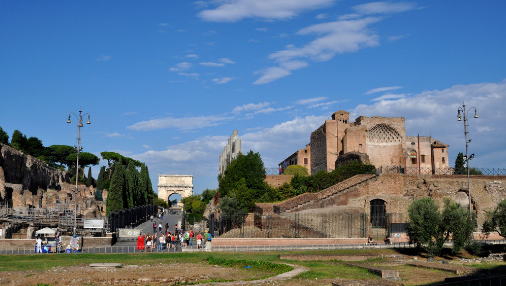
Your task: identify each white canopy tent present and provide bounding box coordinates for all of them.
[35,227,56,235]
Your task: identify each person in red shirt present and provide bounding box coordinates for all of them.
[137,233,145,252]
[189,229,194,247]
[196,232,202,249]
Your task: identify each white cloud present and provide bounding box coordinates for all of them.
[128,115,233,131]
[338,13,361,20]
[296,97,327,105]
[178,72,200,78]
[96,56,111,61]
[158,23,168,27]
[365,86,403,94]
[200,62,226,67]
[197,0,336,22]
[105,132,124,138]
[142,144,151,149]
[186,54,199,59]
[233,102,271,114]
[352,1,417,15]
[316,13,328,19]
[254,17,381,84]
[256,28,269,32]
[169,62,192,71]
[219,58,235,64]
[387,35,406,41]
[212,77,233,84]
[247,106,294,116]
[371,93,406,101]
[308,100,338,109]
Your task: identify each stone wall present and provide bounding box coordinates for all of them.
[258,173,506,232]
[0,143,70,195]
[264,175,293,188]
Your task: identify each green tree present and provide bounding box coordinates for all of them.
[201,189,217,205]
[25,137,44,157]
[0,126,9,145]
[218,150,267,198]
[483,199,506,238]
[407,197,476,256]
[217,193,249,226]
[86,167,94,187]
[10,130,27,151]
[282,165,309,176]
[45,145,76,167]
[454,152,466,175]
[66,152,100,184]
[101,151,124,179]
[96,166,106,190]
[106,162,124,216]
[125,162,137,209]
[138,164,150,205]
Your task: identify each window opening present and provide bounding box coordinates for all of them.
[421,155,425,163]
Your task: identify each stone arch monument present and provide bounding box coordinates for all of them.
[157,175,193,203]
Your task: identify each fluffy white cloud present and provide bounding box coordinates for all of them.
[316,13,328,19]
[254,17,381,84]
[198,0,335,22]
[233,102,270,114]
[296,97,327,105]
[105,132,124,138]
[371,93,406,101]
[186,54,199,59]
[200,62,226,67]
[127,115,232,131]
[219,58,235,64]
[365,86,403,94]
[352,1,417,15]
[178,72,200,78]
[169,62,192,71]
[247,106,293,116]
[212,77,232,84]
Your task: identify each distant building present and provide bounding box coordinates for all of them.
[278,144,311,175]
[280,110,449,175]
[219,130,241,175]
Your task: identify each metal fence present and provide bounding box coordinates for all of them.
[2,239,506,255]
[211,212,407,240]
[376,166,506,176]
[108,205,158,232]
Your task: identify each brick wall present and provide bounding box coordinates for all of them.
[264,175,293,188]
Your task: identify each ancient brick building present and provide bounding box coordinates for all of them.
[308,110,449,174]
[278,144,311,175]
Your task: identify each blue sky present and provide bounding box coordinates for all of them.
[1,1,506,196]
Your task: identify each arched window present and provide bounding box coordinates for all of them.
[366,124,402,145]
[370,199,386,228]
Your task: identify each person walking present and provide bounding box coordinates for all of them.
[152,221,157,233]
[137,233,145,253]
[158,234,165,251]
[189,229,194,247]
[158,222,162,232]
[146,234,153,252]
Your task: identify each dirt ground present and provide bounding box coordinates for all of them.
[0,263,261,286]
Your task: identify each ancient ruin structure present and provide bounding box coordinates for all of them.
[279,110,450,175]
[219,130,241,175]
[157,175,193,203]
[0,143,105,238]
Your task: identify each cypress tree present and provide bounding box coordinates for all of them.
[106,162,124,217]
[454,152,466,175]
[86,167,93,187]
[125,162,136,208]
[139,164,150,205]
[96,166,106,190]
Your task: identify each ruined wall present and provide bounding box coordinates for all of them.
[310,123,327,174]
[0,143,70,196]
[265,175,293,188]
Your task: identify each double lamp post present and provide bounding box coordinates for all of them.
[67,108,91,235]
[457,102,478,215]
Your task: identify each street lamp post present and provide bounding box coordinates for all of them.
[67,108,91,235]
[457,102,478,215]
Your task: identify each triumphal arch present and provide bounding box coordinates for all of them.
[157,175,193,203]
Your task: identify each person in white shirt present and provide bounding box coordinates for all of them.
[36,237,42,253]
